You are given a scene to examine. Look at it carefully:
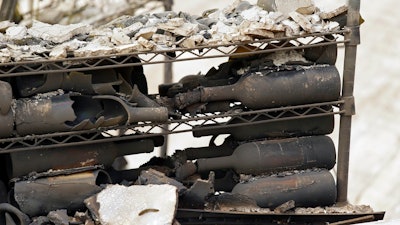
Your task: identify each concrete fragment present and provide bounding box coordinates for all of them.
[0,20,16,32]
[134,26,157,40]
[319,5,348,20]
[257,0,313,16]
[157,21,199,37]
[111,28,131,45]
[274,200,296,213]
[289,11,313,33]
[281,19,300,36]
[28,21,91,43]
[47,209,69,225]
[5,26,27,40]
[49,45,67,59]
[0,48,11,63]
[74,41,114,57]
[136,168,187,195]
[85,184,178,225]
[180,172,215,209]
[137,36,156,50]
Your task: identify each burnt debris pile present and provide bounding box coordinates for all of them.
[0,1,377,225]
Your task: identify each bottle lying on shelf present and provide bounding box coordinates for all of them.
[196,135,336,175]
[13,93,168,136]
[159,43,337,99]
[0,80,13,137]
[231,169,337,208]
[173,65,340,110]
[12,169,111,217]
[5,137,163,179]
[14,57,148,98]
[192,106,335,141]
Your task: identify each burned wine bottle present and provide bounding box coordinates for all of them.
[231,169,337,208]
[196,136,336,175]
[173,65,340,110]
[12,169,112,217]
[6,137,163,179]
[14,93,168,136]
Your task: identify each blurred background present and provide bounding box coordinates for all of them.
[1,0,399,221]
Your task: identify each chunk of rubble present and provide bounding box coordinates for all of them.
[157,19,199,37]
[47,209,70,225]
[28,21,91,44]
[180,172,215,209]
[289,11,313,33]
[85,184,178,225]
[319,5,348,20]
[74,41,114,57]
[0,20,16,32]
[257,0,314,16]
[136,168,187,195]
[111,28,131,45]
[5,26,28,40]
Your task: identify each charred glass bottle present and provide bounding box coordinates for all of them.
[196,135,336,175]
[174,65,340,110]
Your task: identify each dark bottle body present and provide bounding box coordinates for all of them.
[232,170,337,208]
[6,137,163,179]
[174,65,341,110]
[196,135,336,175]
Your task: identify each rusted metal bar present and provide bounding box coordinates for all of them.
[329,215,375,225]
[160,0,174,158]
[176,209,385,225]
[337,0,361,204]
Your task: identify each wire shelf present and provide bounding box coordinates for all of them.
[0,100,345,153]
[0,30,348,77]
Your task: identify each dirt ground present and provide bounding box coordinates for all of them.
[134,0,400,220]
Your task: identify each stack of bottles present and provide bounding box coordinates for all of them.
[165,46,340,209]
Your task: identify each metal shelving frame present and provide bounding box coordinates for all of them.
[0,0,360,206]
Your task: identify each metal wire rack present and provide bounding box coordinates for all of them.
[0,29,349,153]
[0,30,348,77]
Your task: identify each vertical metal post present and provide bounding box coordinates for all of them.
[159,0,174,157]
[337,0,361,203]
[0,0,17,21]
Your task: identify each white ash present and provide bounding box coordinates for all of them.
[266,50,309,66]
[32,89,65,100]
[295,203,374,214]
[239,168,324,183]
